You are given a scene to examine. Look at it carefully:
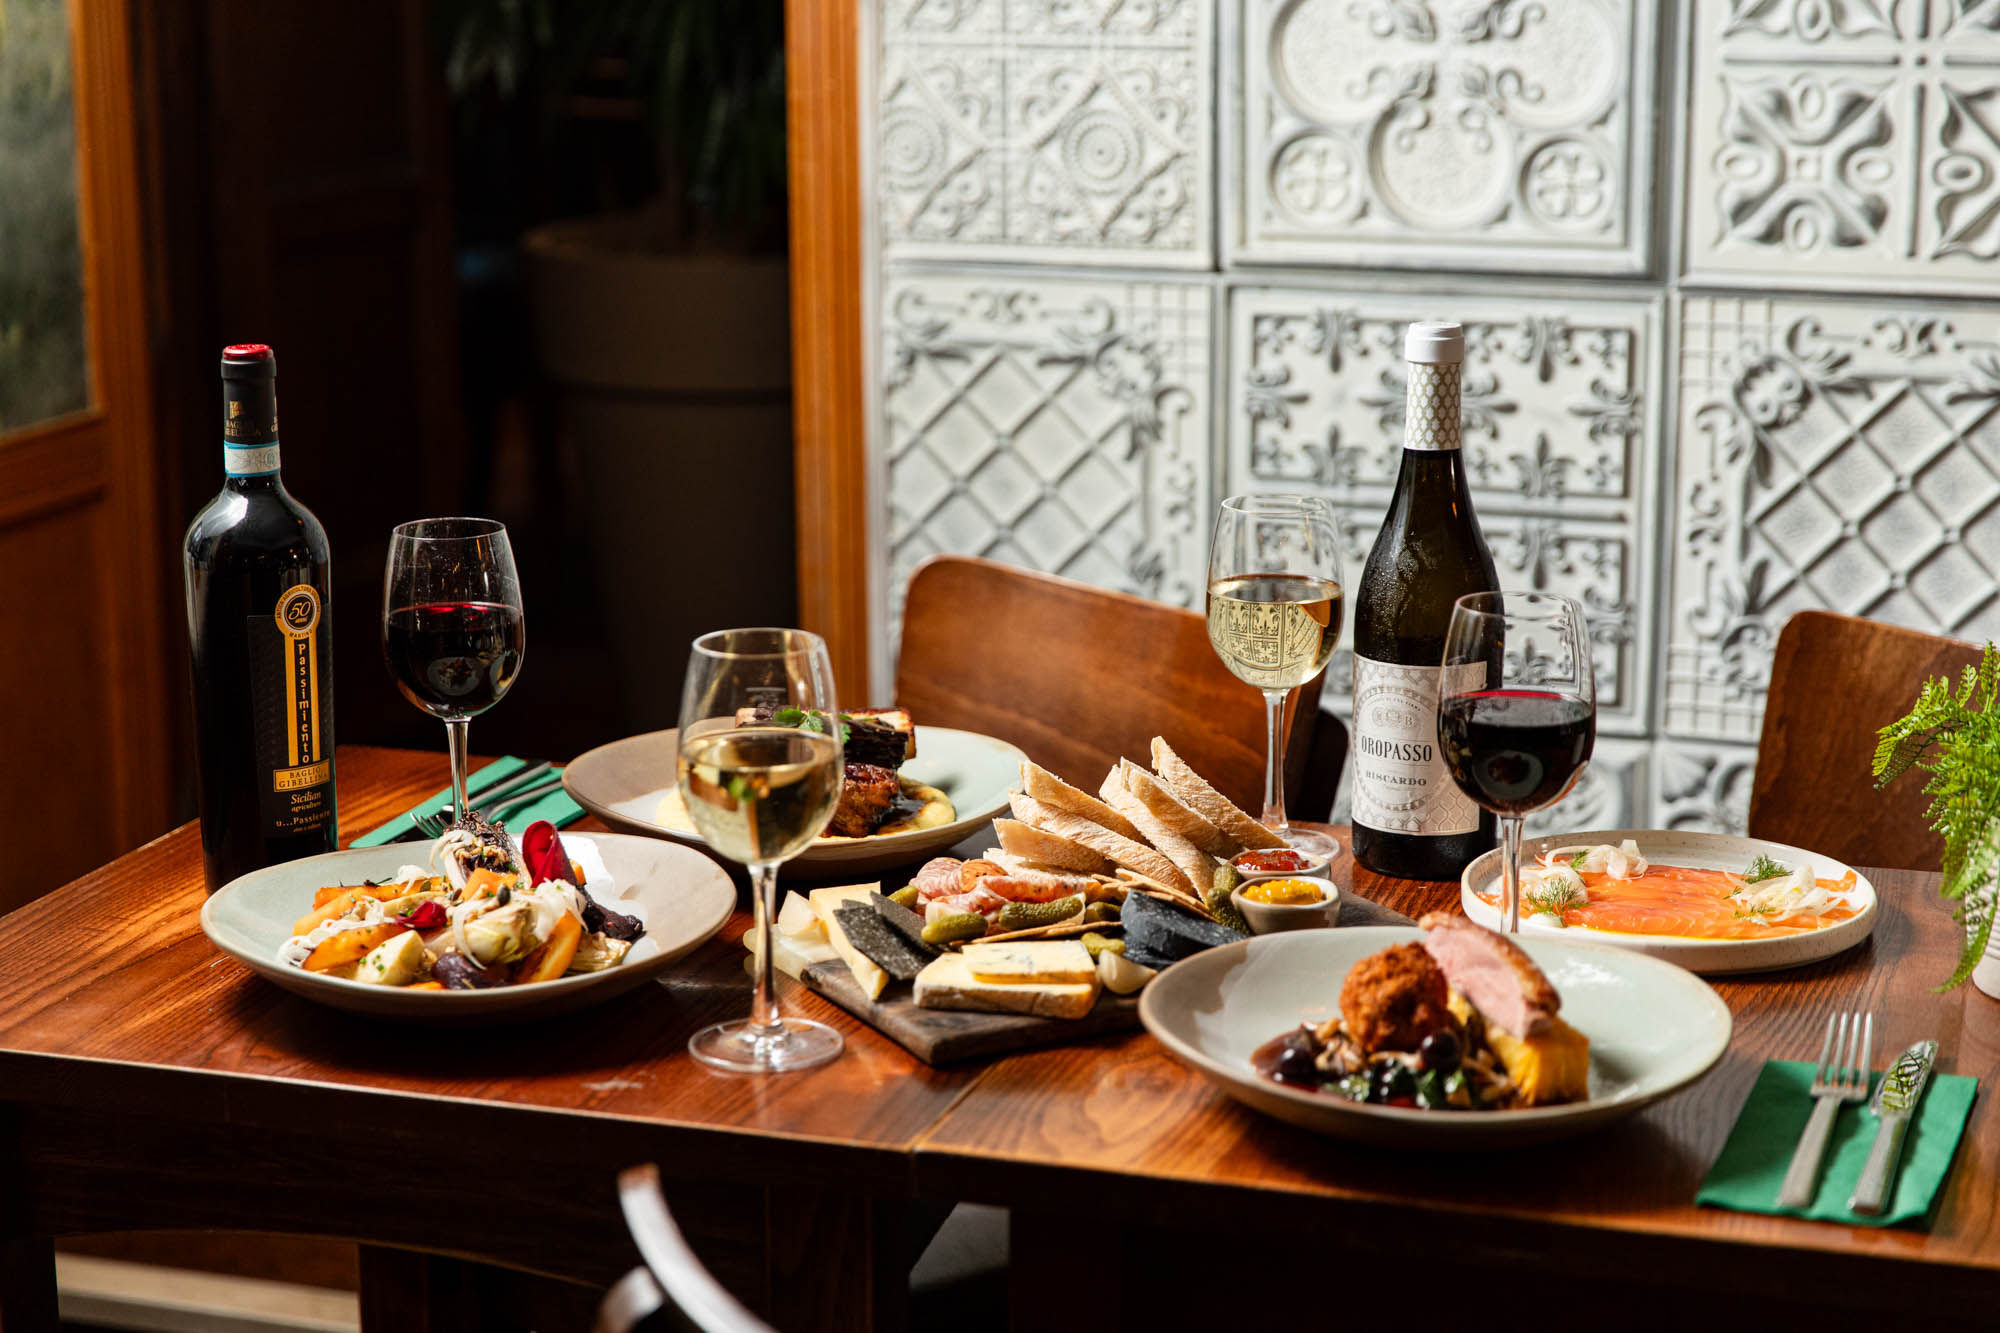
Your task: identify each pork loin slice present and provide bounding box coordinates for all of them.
[1417,912,1559,1038]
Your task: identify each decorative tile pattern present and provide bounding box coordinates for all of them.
[880,272,1213,655]
[1232,0,1656,272]
[1667,294,2000,740]
[1684,0,2000,291]
[879,0,1213,266]
[1653,740,1759,835]
[1527,736,1650,836]
[1226,285,1664,735]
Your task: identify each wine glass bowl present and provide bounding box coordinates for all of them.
[1205,494,1344,858]
[382,517,525,825]
[1438,591,1597,932]
[679,627,846,1074]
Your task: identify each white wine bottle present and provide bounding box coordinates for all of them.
[1350,321,1498,880]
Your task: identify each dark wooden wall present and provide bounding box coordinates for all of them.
[135,0,466,821]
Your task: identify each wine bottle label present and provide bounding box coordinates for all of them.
[247,583,336,839]
[1350,655,1481,837]
[1403,362,1462,452]
[224,441,282,477]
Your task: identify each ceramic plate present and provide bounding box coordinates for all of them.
[1460,828,1878,975]
[1140,926,1731,1149]
[202,833,735,1022]
[564,726,1026,874]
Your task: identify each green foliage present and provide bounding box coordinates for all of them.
[1874,643,2000,989]
[0,0,89,433]
[435,0,786,238]
[1743,855,1788,883]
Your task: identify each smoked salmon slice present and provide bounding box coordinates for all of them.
[1479,864,1859,940]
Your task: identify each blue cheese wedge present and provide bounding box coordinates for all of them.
[961,940,1096,985]
[913,952,1099,1019]
[809,883,888,1000]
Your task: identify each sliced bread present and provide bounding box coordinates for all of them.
[1007,792,1191,895]
[1118,759,1240,858]
[1151,736,1287,851]
[1099,767,1220,898]
[992,815,1115,876]
[1020,760,1146,842]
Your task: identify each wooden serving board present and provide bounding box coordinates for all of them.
[800,891,1413,1065]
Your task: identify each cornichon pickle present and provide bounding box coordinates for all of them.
[1204,880,1250,935]
[1084,901,1120,923]
[920,912,988,946]
[1211,863,1239,897]
[888,886,921,909]
[1081,932,1125,959]
[995,893,1083,933]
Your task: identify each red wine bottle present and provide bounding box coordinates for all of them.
[1351,321,1498,880]
[183,344,337,891]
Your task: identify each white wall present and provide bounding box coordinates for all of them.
[867,0,2000,833]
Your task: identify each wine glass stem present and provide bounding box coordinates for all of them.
[1501,815,1525,934]
[445,717,471,819]
[748,860,784,1040]
[1260,688,1288,832]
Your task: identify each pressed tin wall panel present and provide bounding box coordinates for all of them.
[1231,0,1657,273]
[879,272,1213,641]
[1667,294,2000,743]
[1655,740,1759,835]
[1683,0,2000,291]
[1224,284,1665,736]
[878,0,1214,266]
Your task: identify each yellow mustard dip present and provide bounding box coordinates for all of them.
[1240,878,1325,905]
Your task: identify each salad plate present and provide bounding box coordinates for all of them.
[1140,927,1731,1149]
[564,725,1025,874]
[202,832,734,1022]
[1460,828,1878,975]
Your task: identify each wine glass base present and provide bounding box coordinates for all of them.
[1275,825,1345,859]
[688,1017,844,1074]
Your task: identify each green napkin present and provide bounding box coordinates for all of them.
[1697,1058,1978,1227]
[350,756,585,847]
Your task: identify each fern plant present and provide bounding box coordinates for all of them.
[1874,643,2000,989]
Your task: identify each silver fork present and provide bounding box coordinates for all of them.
[408,777,565,840]
[1776,1011,1873,1209]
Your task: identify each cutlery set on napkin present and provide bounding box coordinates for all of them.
[1699,1011,1975,1228]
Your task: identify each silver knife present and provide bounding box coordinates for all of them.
[1848,1039,1937,1215]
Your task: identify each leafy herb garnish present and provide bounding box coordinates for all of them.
[1875,642,2000,990]
[1743,854,1788,883]
[770,707,852,744]
[1527,880,1585,920]
[1569,851,1589,871]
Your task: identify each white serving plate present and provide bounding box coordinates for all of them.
[1460,828,1877,975]
[564,725,1025,874]
[202,832,734,1022]
[1140,927,1731,1149]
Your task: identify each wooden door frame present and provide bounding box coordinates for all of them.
[0,0,175,849]
[786,0,876,699]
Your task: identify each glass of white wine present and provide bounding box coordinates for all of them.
[1206,494,1345,859]
[678,628,846,1073]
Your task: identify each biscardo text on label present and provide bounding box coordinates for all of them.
[1349,655,1480,837]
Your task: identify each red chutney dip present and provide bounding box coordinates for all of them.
[1234,848,1315,873]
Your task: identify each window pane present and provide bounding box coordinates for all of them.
[0,0,90,435]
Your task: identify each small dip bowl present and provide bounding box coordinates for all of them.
[1231,877,1341,935]
[1230,846,1333,884]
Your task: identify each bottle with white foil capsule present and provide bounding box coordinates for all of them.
[1350,321,1498,880]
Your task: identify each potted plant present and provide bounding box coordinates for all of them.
[437,0,794,727]
[1875,644,2000,995]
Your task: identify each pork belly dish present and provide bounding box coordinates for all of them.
[1252,914,1590,1111]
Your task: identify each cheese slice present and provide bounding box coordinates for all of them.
[809,883,889,1000]
[776,890,826,942]
[913,951,1099,1019]
[742,925,839,980]
[961,940,1096,985]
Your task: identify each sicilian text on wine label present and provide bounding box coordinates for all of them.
[1350,656,1481,836]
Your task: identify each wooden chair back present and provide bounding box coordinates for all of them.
[595,1165,775,1333]
[895,556,1345,819]
[1749,610,1982,871]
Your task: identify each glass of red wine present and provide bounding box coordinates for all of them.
[383,518,526,825]
[1438,591,1595,933]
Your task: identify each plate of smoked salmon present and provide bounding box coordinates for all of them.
[1461,829,1877,975]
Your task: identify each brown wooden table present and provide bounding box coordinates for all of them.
[0,746,1993,1330]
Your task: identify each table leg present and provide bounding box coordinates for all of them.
[0,1234,58,1332]
[763,1188,910,1333]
